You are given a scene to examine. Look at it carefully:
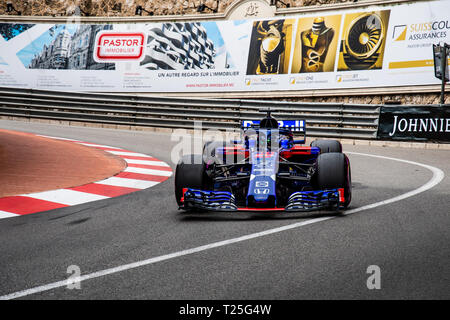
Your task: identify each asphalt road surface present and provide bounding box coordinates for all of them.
[0,119,448,300]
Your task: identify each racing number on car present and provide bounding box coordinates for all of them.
[254,188,270,194]
[255,181,269,194]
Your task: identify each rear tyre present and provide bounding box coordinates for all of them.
[311,139,342,153]
[174,154,206,207]
[315,152,351,208]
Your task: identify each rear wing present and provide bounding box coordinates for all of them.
[241,120,306,133]
[241,119,306,144]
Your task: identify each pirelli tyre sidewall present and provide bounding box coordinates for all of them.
[311,139,343,153]
[175,154,206,207]
[315,152,352,208]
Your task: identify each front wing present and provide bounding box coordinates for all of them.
[180,188,346,212]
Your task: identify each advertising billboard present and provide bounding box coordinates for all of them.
[0,0,449,92]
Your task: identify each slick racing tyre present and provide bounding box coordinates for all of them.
[175,154,207,207]
[311,139,342,153]
[315,152,352,208]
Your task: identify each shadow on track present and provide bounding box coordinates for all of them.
[178,209,350,222]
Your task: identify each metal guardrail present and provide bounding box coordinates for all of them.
[0,87,380,139]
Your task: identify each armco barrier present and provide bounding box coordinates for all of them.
[0,87,379,139]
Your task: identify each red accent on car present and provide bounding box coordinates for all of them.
[221,146,248,157]
[280,146,312,158]
[181,188,188,203]
[237,207,285,212]
[338,188,345,203]
[255,152,276,158]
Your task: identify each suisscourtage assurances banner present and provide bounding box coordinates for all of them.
[0,0,449,93]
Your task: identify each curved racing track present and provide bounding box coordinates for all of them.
[0,119,448,300]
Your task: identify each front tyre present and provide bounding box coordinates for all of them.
[315,152,351,208]
[174,154,206,207]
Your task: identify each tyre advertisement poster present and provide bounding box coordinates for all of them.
[0,0,449,93]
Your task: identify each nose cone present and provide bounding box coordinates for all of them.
[247,151,278,207]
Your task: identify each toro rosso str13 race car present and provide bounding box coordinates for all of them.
[175,111,351,213]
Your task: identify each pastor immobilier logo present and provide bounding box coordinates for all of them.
[94,31,147,62]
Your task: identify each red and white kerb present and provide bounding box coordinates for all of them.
[0,135,172,219]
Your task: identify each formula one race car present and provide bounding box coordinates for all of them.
[175,110,351,212]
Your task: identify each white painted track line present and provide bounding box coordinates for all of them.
[344,152,445,215]
[0,152,444,300]
[26,189,109,206]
